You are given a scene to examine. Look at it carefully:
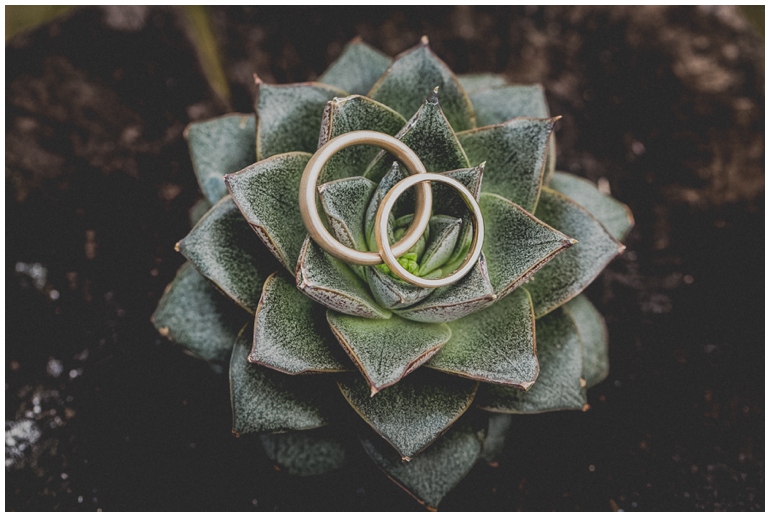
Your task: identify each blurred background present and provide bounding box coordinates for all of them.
[6,6,764,511]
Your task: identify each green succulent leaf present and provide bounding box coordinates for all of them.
[152,262,249,363]
[339,369,477,459]
[480,414,513,463]
[230,326,334,434]
[319,38,393,95]
[251,273,352,374]
[431,164,485,218]
[368,38,475,132]
[469,84,549,127]
[479,193,574,298]
[459,117,555,212]
[361,422,483,510]
[296,237,391,319]
[563,294,610,388]
[549,171,634,241]
[327,311,451,392]
[457,73,508,94]
[427,287,538,387]
[364,88,470,183]
[365,266,433,310]
[476,304,587,414]
[527,187,624,318]
[416,215,462,277]
[255,81,346,160]
[185,113,257,204]
[260,429,347,476]
[317,95,406,183]
[188,198,212,227]
[396,254,495,323]
[225,152,311,272]
[177,196,280,313]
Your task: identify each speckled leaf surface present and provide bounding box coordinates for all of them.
[339,370,477,458]
[255,81,346,160]
[528,188,624,318]
[152,262,248,363]
[188,198,212,227]
[364,89,470,183]
[431,164,485,218]
[469,84,549,127]
[417,215,462,277]
[427,287,538,387]
[361,422,483,510]
[396,255,495,323]
[328,312,451,392]
[368,39,475,132]
[318,175,377,274]
[260,430,347,476]
[225,152,311,271]
[250,273,351,374]
[185,113,257,204]
[457,73,508,94]
[296,238,391,319]
[563,294,609,388]
[549,171,634,241]
[178,196,280,313]
[319,39,392,95]
[459,117,555,212]
[365,266,433,311]
[230,327,334,434]
[480,414,513,463]
[317,95,406,183]
[479,193,574,298]
[476,306,587,414]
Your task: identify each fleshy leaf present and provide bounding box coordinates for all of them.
[479,193,574,298]
[318,38,392,95]
[152,262,249,363]
[364,88,470,183]
[416,215,462,277]
[328,311,451,392]
[255,81,346,160]
[225,152,311,272]
[431,164,485,218]
[365,266,433,311]
[427,287,538,387]
[549,171,634,241]
[296,237,391,319]
[361,422,482,510]
[468,84,549,127]
[480,414,513,463]
[178,196,280,313]
[185,113,257,204]
[476,305,587,414]
[339,369,477,458]
[457,73,508,94]
[563,294,609,388]
[250,273,352,374]
[189,198,212,227]
[260,429,347,476]
[317,95,406,183]
[230,326,333,434]
[396,254,495,323]
[368,38,475,132]
[527,188,624,318]
[459,117,555,212]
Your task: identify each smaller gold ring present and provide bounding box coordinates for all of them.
[374,173,484,289]
[299,131,432,266]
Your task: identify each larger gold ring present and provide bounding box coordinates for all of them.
[299,131,432,266]
[375,173,484,289]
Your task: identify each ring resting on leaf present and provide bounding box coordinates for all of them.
[299,130,484,287]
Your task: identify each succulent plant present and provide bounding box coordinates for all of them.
[152,36,633,509]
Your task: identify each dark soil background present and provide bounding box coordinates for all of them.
[6,6,764,511]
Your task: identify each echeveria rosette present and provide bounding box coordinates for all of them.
[152,37,633,509]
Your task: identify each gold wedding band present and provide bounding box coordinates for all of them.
[375,173,484,289]
[299,131,432,266]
